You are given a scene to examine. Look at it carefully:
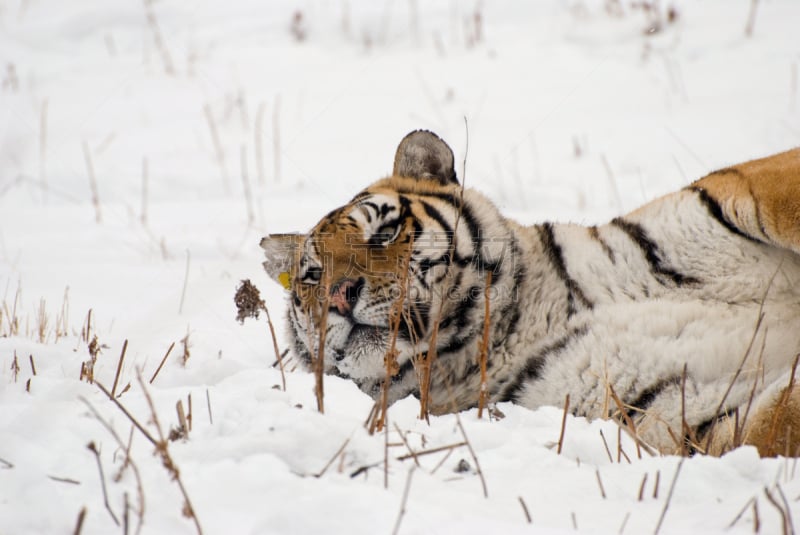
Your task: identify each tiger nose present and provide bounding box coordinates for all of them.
[329,278,361,315]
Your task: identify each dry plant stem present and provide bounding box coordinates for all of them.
[28,354,36,375]
[0,457,13,469]
[557,394,570,454]
[79,398,145,535]
[179,250,190,314]
[727,497,756,529]
[652,470,660,499]
[477,271,492,418]
[653,459,684,535]
[745,0,760,36]
[455,414,488,498]
[83,140,102,223]
[272,95,281,183]
[763,354,800,456]
[396,441,467,462]
[314,438,351,478]
[48,475,80,485]
[111,340,128,398]
[149,342,175,384]
[595,469,607,499]
[418,319,439,419]
[314,274,331,413]
[73,507,87,535]
[775,485,794,535]
[39,98,47,201]
[637,473,648,501]
[96,381,157,447]
[240,145,255,225]
[599,430,613,463]
[384,411,390,489]
[260,303,286,391]
[607,385,653,457]
[134,371,203,535]
[143,0,175,74]
[88,442,120,526]
[205,388,213,424]
[391,466,416,535]
[203,104,228,192]
[393,423,420,467]
[518,496,532,524]
[255,102,266,184]
[764,487,791,535]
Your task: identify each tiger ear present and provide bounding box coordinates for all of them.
[393,130,458,185]
[259,233,303,290]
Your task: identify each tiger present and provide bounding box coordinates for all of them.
[260,130,800,456]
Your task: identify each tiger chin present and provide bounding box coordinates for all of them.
[261,130,800,457]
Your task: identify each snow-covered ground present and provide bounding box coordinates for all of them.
[2,1,800,533]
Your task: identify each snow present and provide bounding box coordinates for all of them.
[1,0,799,533]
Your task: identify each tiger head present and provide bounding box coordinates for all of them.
[261,131,521,408]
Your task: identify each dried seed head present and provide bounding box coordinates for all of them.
[234,279,265,324]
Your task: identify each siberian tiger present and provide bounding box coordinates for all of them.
[260,130,800,456]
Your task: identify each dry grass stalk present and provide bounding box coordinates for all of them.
[727,497,756,530]
[81,309,93,343]
[180,328,191,367]
[418,318,439,420]
[599,429,613,463]
[240,145,255,225]
[272,95,281,182]
[763,486,792,535]
[595,469,607,499]
[55,286,69,341]
[81,334,104,384]
[652,470,660,499]
[80,398,145,534]
[391,466,416,535]
[87,441,120,526]
[606,384,653,458]
[761,354,800,456]
[455,414,488,497]
[2,282,21,337]
[73,507,87,535]
[637,472,648,501]
[314,272,332,414]
[179,250,191,315]
[396,441,467,462]
[394,423,420,467]
[39,98,48,200]
[10,352,20,382]
[171,399,189,441]
[654,459,684,535]
[518,496,532,524]
[149,342,175,384]
[616,426,631,464]
[477,271,492,418]
[111,340,128,398]
[557,394,570,454]
[205,388,213,424]
[82,140,102,223]
[25,378,31,393]
[28,354,36,376]
[134,371,203,533]
[35,298,48,343]
[47,474,81,485]
[745,0,760,37]
[255,102,266,185]
[234,280,287,391]
[203,104,229,192]
[314,437,351,478]
[0,457,14,469]
[143,0,175,75]
[187,393,193,432]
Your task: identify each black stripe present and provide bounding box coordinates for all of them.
[499,325,590,403]
[588,225,615,263]
[611,217,700,287]
[686,186,759,243]
[538,223,594,317]
[624,376,681,417]
[418,199,454,239]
